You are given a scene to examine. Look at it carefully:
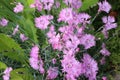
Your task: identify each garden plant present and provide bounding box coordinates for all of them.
[0,0,120,80]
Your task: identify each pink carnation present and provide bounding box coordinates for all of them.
[41,0,54,11]
[12,25,19,35]
[29,45,45,74]
[100,43,111,56]
[14,2,24,13]
[82,54,98,80]
[46,67,58,80]
[71,0,82,9]
[58,8,73,23]
[98,0,111,13]
[61,55,82,80]
[20,33,28,42]
[0,18,8,27]
[30,0,43,11]
[63,0,82,9]
[48,33,62,51]
[3,67,12,80]
[80,34,96,49]
[78,13,91,24]
[102,16,117,31]
[35,15,53,30]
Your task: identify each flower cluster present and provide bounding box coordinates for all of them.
[1,0,118,80]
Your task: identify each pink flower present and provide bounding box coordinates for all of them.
[29,45,45,74]
[41,0,54,11]
[12,25,19,35]
[55,1,60,8]
[39,59,45,74]
[98,0,111,13]
[29,45,39,70]
[14,2,24,13]
[100,43,111,56]
[49,33,62,51]
[20,34,28,42]
[102,28,108,39]
[35,15,53,30]
[30,45,39,58]
[100,57,106,65]
[102,16,117,31]
[61,55,82,80]
[52,58,57,64]
[71,0,82,9]
[30,0,43,11]
[0,18,8,27]
[29,58,39,70]
[46,67,58,80]
[80,34,96,49]
[3,67,12,80]
[58,8,73,23]
[82,54,98,80]
[63,0,72,5]
[63,0,82,9]
[102,76,107,80]
[78,13,91,24]
[47,25,56,38]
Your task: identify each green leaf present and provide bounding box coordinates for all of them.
[80,0,98,11]
[0,62,7,70]
[0,34,27,64]
[27,0,34,6]
[10,68,34,80]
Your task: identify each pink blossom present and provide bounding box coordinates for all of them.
[61,55,82,80]
[41,0,54,11]
[82,54,98,80]
[63,0,72,5]
[80,34,96,49]
[12,25,19,35]
[71,0,82,9]
[47,25,56,38]
[20,33,28,42]
[29,45,39,70]
[52,58,57,64]
[102,76,107,80]
[39,59,45,74]
[35,15,53,30]
[48,33,62,51]
[98,0,111,13]
[100,43,111,56]
[102,16,117,31]
[0,18,8,27]
[3,67,12,80]
[30,45,39,58]
[29,57,39,70]
[14,2,24,13]
[29,45,45,74]
[102,28,108,39]
[30,0,43,11]
[63,0,82,9]
[46,67,58,80]
[65,35,80,51]
[55,1,60,8]
[78,13,91,24]
[100,57,106,65]
[58,8,73,23]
